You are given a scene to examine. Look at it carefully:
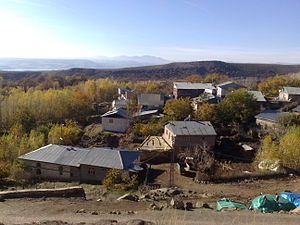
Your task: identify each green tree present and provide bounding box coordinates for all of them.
[216,89,259,124]
[163,98,192,120]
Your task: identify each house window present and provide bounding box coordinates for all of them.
[36,169,41,175]
[36,162,41,175]
[59,166,63,175]
[88,168,95,175]
[109,119,113,123]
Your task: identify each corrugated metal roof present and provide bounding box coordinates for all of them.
[137,94,164,106]
[101,108,130,118]
[18,144,141,170]
[166,121,217,136]
[248,91,266,102]
[282,87,300,95]
[217,81,243,89]
[174,82,215,90]
[292,105,300,112]
[133,109,159,117]
[255,110,288,122]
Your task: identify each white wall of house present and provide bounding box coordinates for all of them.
[279,92,289,101]
[217,87,229,97]
[102,117,130,133]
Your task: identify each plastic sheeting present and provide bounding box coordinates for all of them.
[280,191,300,207]
[216,198,248,211]
[250,194,296,213]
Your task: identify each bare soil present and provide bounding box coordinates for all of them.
[1,163,300,225]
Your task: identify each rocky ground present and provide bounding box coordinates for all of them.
[1,164,300,225]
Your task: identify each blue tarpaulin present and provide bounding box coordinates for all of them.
[280,191,300,207]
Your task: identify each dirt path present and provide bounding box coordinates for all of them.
[1,164,300,224]
[0,198,300,225]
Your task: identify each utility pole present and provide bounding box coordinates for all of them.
[59,123,64,145]
[169,137,175,187]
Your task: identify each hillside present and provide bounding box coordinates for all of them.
[1,60,300,81]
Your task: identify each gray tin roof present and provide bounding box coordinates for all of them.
[173,82,215,90]
[137,93,164,106]
[133,109,160,117]
[292,105,300,112]
[282,87,300,95]
[217,81,243,89]
[165,121,217,136]
[248,91,266,102]
[18,144,141,170]
[255,110,288,122]
[101,108,130,119]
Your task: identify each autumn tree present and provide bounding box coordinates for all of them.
[256,126,300,169]
[258,75,300,97]
[48,120,82,145]
[202,73,229,83]
[164,98,192,120]
[194,103,217,122]
[216,89,259,124]
[185,74,202,83]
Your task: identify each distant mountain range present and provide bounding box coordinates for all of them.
[0,56,170,71]
[1,60,300,82]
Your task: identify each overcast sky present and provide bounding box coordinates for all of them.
[0,0,300,63]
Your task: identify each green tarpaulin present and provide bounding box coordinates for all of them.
[216,198,248,211]
[250,194,296,213]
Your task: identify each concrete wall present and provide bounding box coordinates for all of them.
[102,117,130,133]
[0,187,85,200]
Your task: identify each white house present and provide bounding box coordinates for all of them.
[279,87,300,103]
[101,108,131,133]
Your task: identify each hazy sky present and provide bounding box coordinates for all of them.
[1,0,300,63]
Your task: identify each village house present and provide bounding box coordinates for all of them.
[101,108,130,133]
[248,90,267,110]
[173,82,215,99]
[137,93,165,110]
[191,93,222,111]
[118,88,134,100]
[279,87,300,103]
[112,99,127,110]
[255,109,288,129]
[162,121,217,149]
[18,144,142,182]
[216,81,244,97]
[137,136,171,163]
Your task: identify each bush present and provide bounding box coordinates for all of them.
[103,169,139,190]
[256,126,300,170]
